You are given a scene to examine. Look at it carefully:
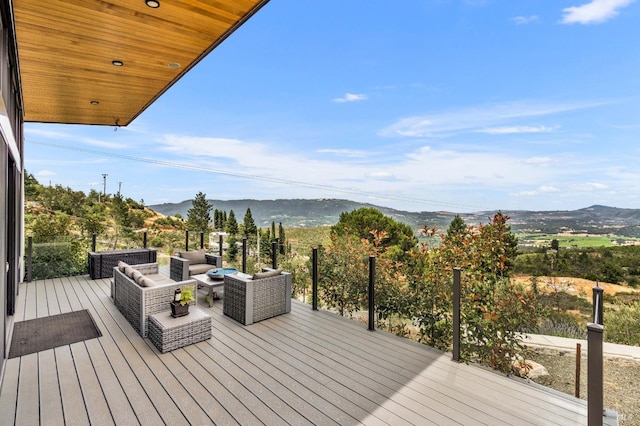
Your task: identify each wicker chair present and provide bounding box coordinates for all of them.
[112,262,196,338]
[223,268,291,325]
[170,250,222,282]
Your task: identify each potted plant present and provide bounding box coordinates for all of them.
[170,287,195,318]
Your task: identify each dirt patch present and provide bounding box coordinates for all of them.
[529,348,640,425]
[512,274,640,298]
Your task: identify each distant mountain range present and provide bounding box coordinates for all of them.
[148,199,640,237]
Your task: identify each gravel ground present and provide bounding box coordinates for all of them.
[529,348,640,425]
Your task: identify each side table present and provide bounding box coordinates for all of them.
[148,306,211,353]
[192,273,224,307]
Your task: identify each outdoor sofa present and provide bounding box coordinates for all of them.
[170,250,222,282]
[112,261,196,338]
[223,268,292,325]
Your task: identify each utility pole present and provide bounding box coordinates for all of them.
[118,181,122,196]
[102,174,108,198]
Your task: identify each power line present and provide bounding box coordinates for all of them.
[28,140,484,211]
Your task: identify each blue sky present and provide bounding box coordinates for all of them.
[25,0,640,213]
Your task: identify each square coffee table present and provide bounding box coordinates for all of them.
[148,306,211,353]
[192,273,224,307]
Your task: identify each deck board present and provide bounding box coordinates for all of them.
[55,345,90,425]
[71,342,114,425]
[0,358,19,426]
[37,349,64,426]
[1,274,590,425]
[15,353,39,425]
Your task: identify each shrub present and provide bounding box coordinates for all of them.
[29,237,88,279]
[605,302,640,346]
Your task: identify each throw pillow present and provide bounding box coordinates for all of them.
[131,270,144,285]
[118,261,128,272]
[177,250,206,265]
[124,265,135,278]
[252,269,282,280]
[138,276,157,287]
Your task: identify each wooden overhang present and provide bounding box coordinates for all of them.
[12,0,270,126]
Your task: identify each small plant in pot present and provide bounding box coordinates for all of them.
[170,287,195,318]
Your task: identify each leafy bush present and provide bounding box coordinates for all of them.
[29,238,89,279]
[605,302,640,346]
[537,317,586,339]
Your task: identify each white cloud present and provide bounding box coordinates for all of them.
[25,128,69,139]
[511,15,539,25]
[538,185,561,193]
[380,100,601,138]
[570,182,609,191]
[523,157,554,167]
[560,0,635,24]
[36,169,56,177]
[25,126,127,149]
[365,171,395,180]
[317,148,370,158]
[477,125,556,134]
[333,93,368,103]
[512,186,560,197]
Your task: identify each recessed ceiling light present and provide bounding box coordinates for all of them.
[168,62,181,68]
[112,60,124,66]
[145,0,160,8]
[90,101,99,105]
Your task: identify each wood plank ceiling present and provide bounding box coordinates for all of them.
[13,0,270,125]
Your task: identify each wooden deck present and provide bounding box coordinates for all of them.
[0,274,590,425]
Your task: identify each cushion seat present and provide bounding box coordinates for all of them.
[146,274,175,285]
[189,264,214,275]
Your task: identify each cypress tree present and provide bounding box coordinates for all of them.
[187,192,212,234]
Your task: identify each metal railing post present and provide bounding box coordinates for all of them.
[312,247,318,310]
[575,343,581,398]
[143,231,147,248]
[219,234,223,257]
[26,236,33,282]
[587,323,604,426]
[92,233,97,252]
[185,230,189,251]
[242,237,247,273]
[200,232,204,250]
[453,267,461,362]
[593,285,604,325]
[368,255,375,331]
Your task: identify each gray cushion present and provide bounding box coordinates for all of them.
[131,270,144,284]
[252,269,282,280]
[178,250,206,265]
[124,266,135,278]
[138,276,157,287]
[189,264,213,275]
[146,274,174,285]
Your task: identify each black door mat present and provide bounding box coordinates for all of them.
[9,310,102,358]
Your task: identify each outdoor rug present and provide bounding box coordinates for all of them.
[9,310,102,358]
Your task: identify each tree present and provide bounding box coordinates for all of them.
[278,222,286,254]
[446,215,467,238]
[187,192,212,234]
[32,212,73,242]
[110,194,131,248]
[79,203,106,237]
[227,234,238,261]
[331,207,416,252]
[24,171,42,199]
[551,239,560,251]
[243,208,257,237]
[225,210,239,235]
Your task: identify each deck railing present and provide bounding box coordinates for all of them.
[588,286,604,426]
